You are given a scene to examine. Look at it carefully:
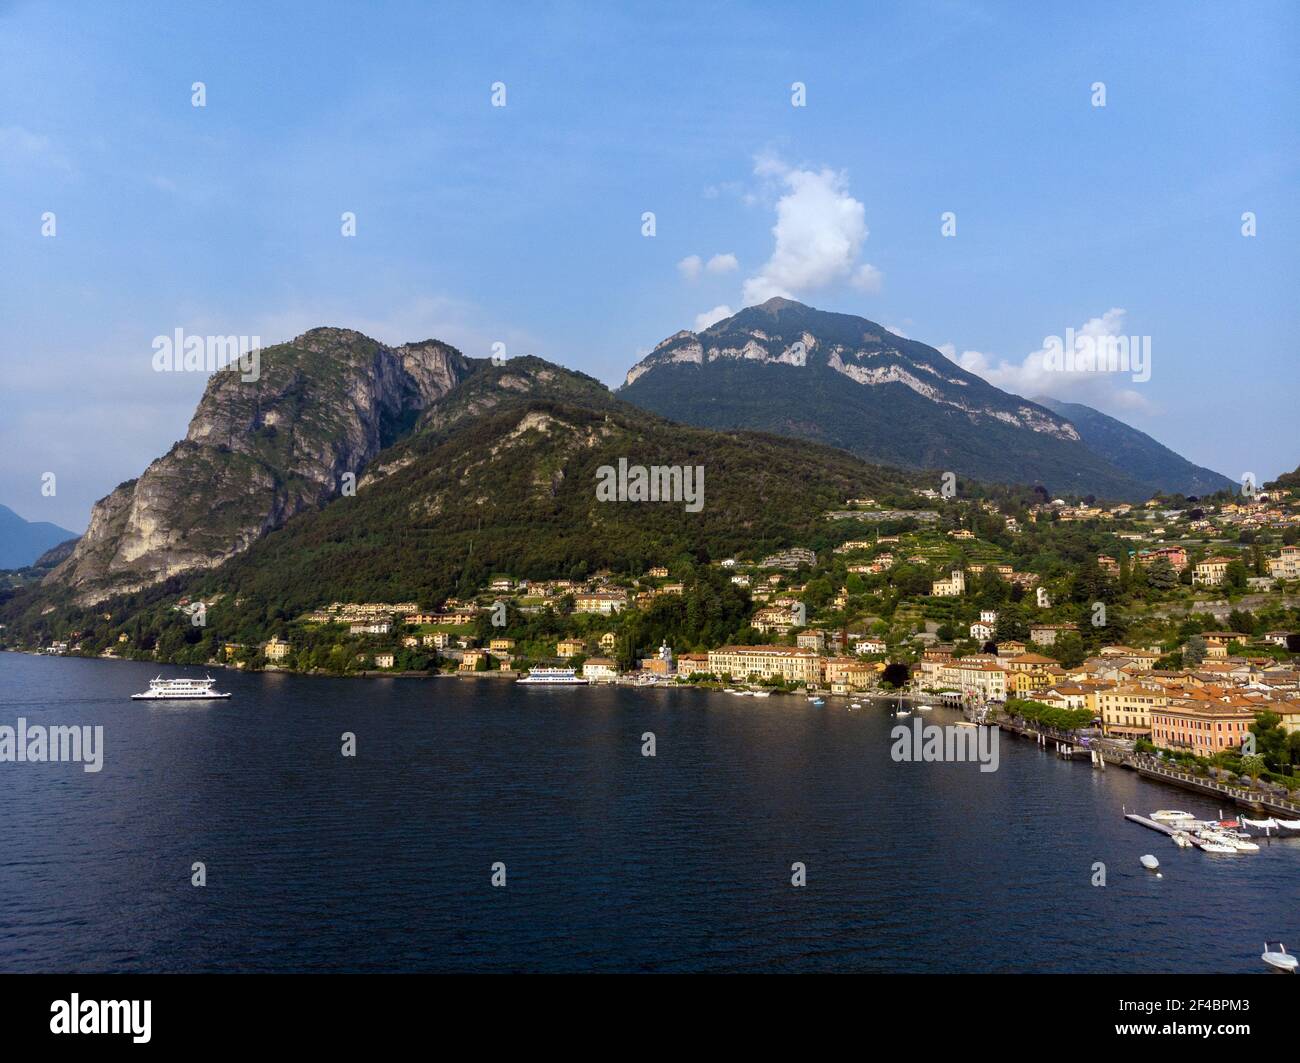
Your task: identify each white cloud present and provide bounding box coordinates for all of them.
[695,305,733,330]
[941,309,1154,412]
[850,263,883,293]
[741,157,882,305]
[677,255,703,281]
[679,252,738,282]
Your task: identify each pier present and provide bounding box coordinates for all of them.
[993,716,1300,817]
[1124,813,1213,851]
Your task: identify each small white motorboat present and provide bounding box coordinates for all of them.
[1200,840,1239,854]
[896,709,911,717]
[1262,944,1298,973]
[1150,810,1195,825]
[751,690,771,698]
[1140,854,1160,873]
[1171,832,1193,848]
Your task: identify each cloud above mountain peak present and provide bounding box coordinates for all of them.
[741,156,882,305]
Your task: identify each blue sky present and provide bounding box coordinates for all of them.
[2,0,1296,531]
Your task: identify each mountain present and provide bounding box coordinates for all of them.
[620,299,1175,500]
[47,328,476,605]
[191,356,929,616]
[1030,396,1234,497]
[2,352,936,643]
[0,505,78,570]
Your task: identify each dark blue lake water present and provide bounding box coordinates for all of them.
[1,652,1296,972]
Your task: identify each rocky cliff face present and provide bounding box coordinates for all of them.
[48,328,475,604]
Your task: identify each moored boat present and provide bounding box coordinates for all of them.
[516,667,587,685]
[1150,809,1196,825]
[1262,944,1297,973]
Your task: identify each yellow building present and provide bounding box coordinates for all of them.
[1192,556,1233,586]
[1092,683,1166,738]
[707,645,821,685]
[557,638,586,658]
[262,636,292,661]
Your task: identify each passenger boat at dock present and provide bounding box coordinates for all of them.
[516,667,587,685]
[131,675,230,700]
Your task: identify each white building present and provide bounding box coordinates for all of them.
[931,570,966,597]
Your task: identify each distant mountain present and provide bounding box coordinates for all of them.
[0,505,77,570]
[46,328,476,604]
[619,299,1192,501]
[1030,397,1235,498]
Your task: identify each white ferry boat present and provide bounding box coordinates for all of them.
[131,675,231,700]
[516,667,588,685]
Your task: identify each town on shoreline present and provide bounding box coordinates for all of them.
[12,484,1300,795]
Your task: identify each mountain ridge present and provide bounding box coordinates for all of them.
[0,505,78,570]
[619,299,1221,500]
[1029,396,1234,497]
[619,299,1150,498]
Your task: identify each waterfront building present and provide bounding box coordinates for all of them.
[263,636,292,661]
[676,652,709,676]
[582,657,619,682]
[1093,682,1166,738]
[707,645,821,685]
[1150,697,1254,756]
